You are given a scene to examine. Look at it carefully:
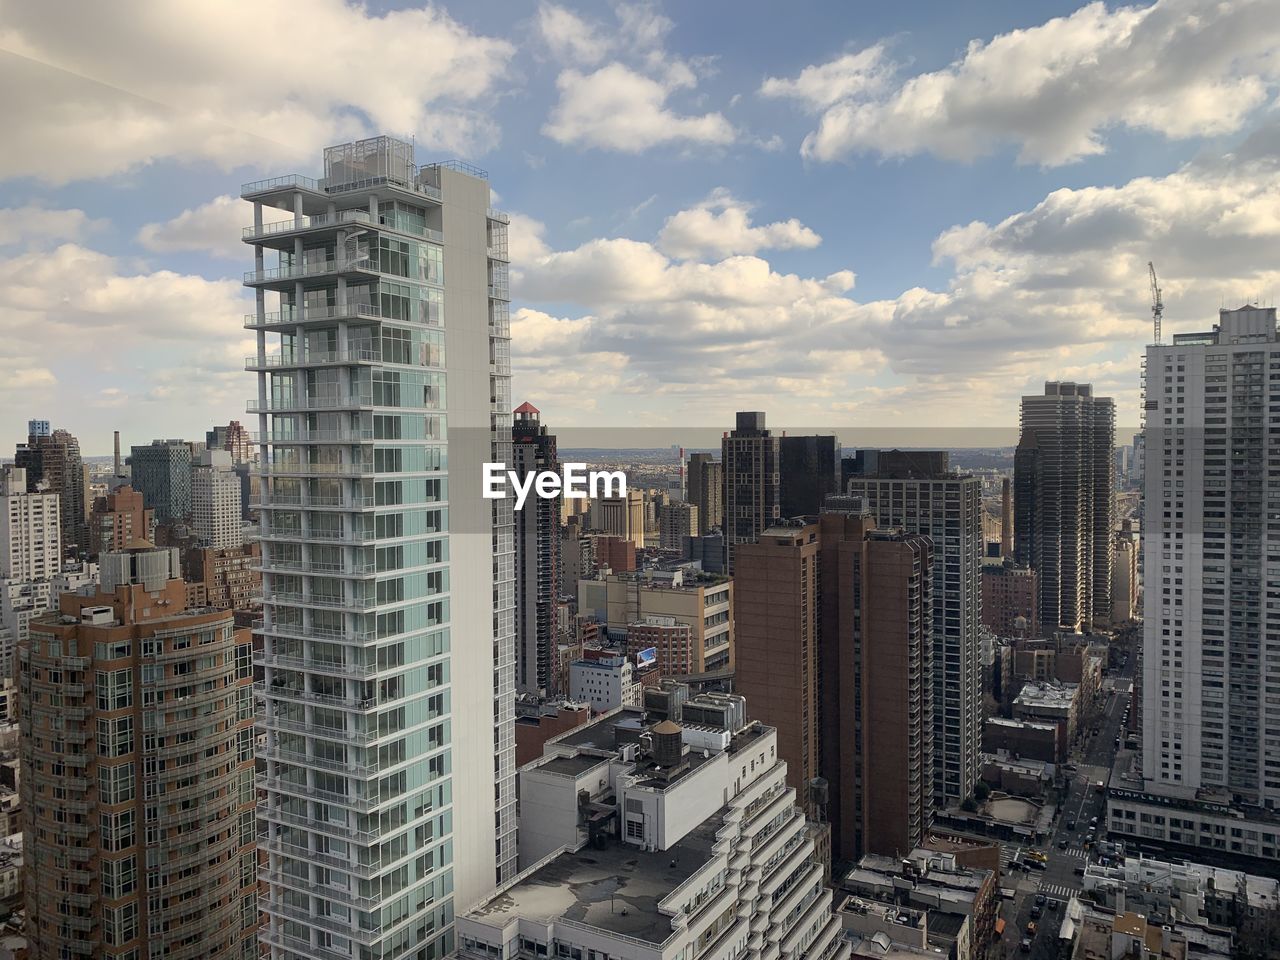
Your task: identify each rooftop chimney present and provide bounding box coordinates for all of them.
[113,430,122,476]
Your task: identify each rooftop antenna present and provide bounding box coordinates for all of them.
[1148,261,1163,345]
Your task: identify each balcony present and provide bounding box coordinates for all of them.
[243,301,387,329]
[255,428,375,444]
[255,527,376,546]
[242,208,373,240]
[241,173,321,198]
[256,773,384,814]
[257,683,378,713]
[244,257,376,287]
[263,590,377,611]
[258,558,377,578]
[257,711,383,745]
[256,799,381,844]
[245,348,380,371]
[246,394,374,413]
[255,461,376,478]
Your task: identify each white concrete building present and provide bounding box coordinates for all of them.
[0,466,59,582]
[569,656,639,711]
[0,579,51,679]
[1139,306,1280,807]
[460,704,850,960]
[191,449,244,550]
[247,136,516,960]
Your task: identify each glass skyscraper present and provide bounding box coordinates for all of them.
[245,136,515,960]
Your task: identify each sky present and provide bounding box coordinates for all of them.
[1,0,1279,453]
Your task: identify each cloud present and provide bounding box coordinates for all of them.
[657,189,822,259]
[510,120,1280,426]
[759,45,892,110]
[0,0,514,183]
[537,3,611,66]
[765,0,1280,166]
[0,205,102,247]
[543,62,736,152]
[137,195,251,259]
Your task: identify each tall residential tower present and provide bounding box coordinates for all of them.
[722,412,780,573]
[512,402,560,697]
[245,136,515,960]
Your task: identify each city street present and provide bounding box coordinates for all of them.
[996,654,1135,959]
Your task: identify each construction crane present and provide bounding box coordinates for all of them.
[1148,261,1163,345]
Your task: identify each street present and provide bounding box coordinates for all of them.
[995,653,1135,959]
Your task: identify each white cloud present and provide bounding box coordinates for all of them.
[657,189,822,259]
[0,0,514,183]
[137,195,252,259]
[759,45,891,110]
[543,63,735,151]
[766,0,1280,166]
[537,3,611,66]
[511,121,1280,426]
[0,206,102,247]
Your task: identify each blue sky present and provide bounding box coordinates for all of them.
[1,0,1278,452]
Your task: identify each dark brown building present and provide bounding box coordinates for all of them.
[90,485,155,557]
[981,559,1038,638]
[819,508,933,862]
[734,523,820,814]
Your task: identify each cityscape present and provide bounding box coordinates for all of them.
[1,3,1279,960]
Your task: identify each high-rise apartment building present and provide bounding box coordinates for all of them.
[1,465,60,581]
[1112,537,1139,624]
[192,449,244,550]
[657,500,697,552]
[780,434,840,518]
[686,451,723,535]
[734,523,821,814]
[723,412,780,572]
[245,136,516,960]
[817,505,934,861]
[90,485,155,556]
[18,543,258,960]
[15,420,87,554]
[130,439,193,525]
[1014,382,1115,632]
[847,451,983,807]
[512,402,560,697]
[1140,306,1279,807]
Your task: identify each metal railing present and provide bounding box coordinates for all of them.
[243,300,386,328]
[243,209,372,239]
[244,257,374,284]
[247,394,375,412]
[242,173,321,196]
[245,348,380,369]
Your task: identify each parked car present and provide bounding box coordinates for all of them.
[1049,899,1061,911]
[1035,894,1047,907]
[1026,922,1038,936]
[1031,906,1042,920]
[1021,938,1032,953]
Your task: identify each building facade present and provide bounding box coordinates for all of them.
[14,421,87,554]
[779,435,840,519]
[1140,306,1280,809]
[686,452,723,536]
[192,449,245,550]
[245,136,517,960]
[90,485,155,557]
[18,544,258,960]
[722,412,780,573]
[512,402,561,696]
[129,439,194,526]
[1,465,59,582]
[657,500,698,552]
[980,560,1037,638]
[1014,382,1115,633]
[846,452,983,808]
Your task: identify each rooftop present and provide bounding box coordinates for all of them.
[467,814,725,944]
[536,754,611,778]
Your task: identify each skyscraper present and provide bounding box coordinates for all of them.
[129,439,193,525]
[191,449,244,550]
[1014,382,1115,633]
[657,500,697,552]
[734,523,821,815]
[0,465,59,581]
[18,542,258,959]
[685,451,722,535]
[847,451,983,807]
[15,420,87,554]
[512,401,560,697]
[818,504,934,861]
[245,136,516,959]
[722,411,780,572]
[1141,307,1278,807]
[779,434,840,518]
